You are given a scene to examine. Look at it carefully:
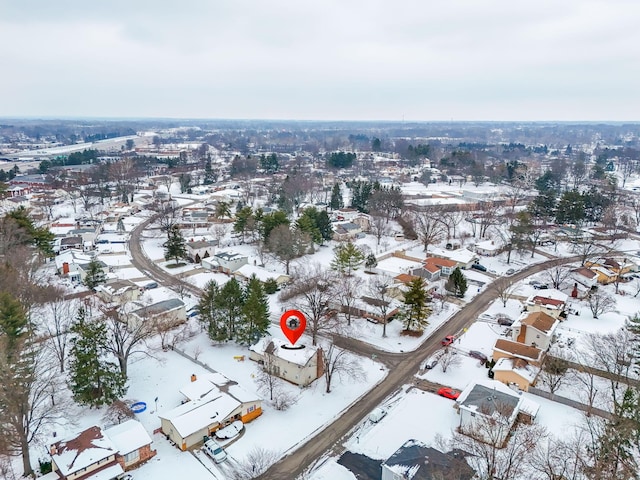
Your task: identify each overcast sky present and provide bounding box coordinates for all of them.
[1,0,638,121]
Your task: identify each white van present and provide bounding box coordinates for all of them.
[369,407,387,423]
[203,439,227,463]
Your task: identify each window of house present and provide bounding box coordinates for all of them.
[124,451,139,463]
[247,405,255,413]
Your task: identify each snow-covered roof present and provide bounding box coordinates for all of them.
[160,392,240,438]
[492,357,540,383]
[104,420,152,455]
[227,384,261,404]
[235,263,288,283]
[82,463,125,480]
[250,337,319,366]
[51,426,118,476]
[429,246,477,264]
[456,381,521,418]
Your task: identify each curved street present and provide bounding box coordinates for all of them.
[127,220,580,479]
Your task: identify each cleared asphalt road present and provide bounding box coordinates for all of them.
[127,219,580,480]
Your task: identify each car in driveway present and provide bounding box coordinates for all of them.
[437,387,460,400]
[441,335,455,346]
[203,439,227,463]
[529,280,549,290]
[495,314,514,326]
[468,350,488,363]
[471,263,488,272]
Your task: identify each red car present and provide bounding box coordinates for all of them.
[441,335,455,346]
[437,387,460,400]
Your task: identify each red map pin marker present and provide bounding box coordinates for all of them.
[280,309,307,346]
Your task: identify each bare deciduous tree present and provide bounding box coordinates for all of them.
[42,292,77,372]
[336,275,362,326]
[254,354,281,402]
[0,343,68,476]
[543,262,573,290]
[451,402,547,480]
[230,447,281,480]
[439,348,461,373]
[538,351,570,396]
[411,210,444,253]
[587,290,616,319]
[367,275,394,337]
[280,265,339,345]
[528,430,589,480]
[103,306,155,377]
[491,278,519,308]
[370,214,389,246]
[321,342,365,394]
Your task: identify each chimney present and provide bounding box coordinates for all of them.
[62,262,70,275]
[191,374,197,382]
[50,445,57,455]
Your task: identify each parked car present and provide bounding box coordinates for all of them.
[529,280,548,290]
[423,352,442,370]
[203,439,227,463]
[144,281,159,290]
[505,268,515,276]
[369,407,387,423]
[469,350,489,363]
[437,387,460,400]
[496,314,514,326]
[215,420,243,440]
[471,263,488,272]
[441,335,455,346]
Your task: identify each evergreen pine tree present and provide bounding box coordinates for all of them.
[331,242,365,276]
[446,267,468,298]
[69,308,126,407]
[237,276,270,345]
[365,253,378,271]
[163,225,187,265]
[204,155,216,185]
[83,259,106,291]
[400,277,431,332]
[330,183,344,210]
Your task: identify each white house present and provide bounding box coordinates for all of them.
[456,381,538,446]
[234,264,290,286]
[159,375,262,451]
[249,337,324,387]
[129,298,186,329]
[204,250,249,274]
[474,239,502,256]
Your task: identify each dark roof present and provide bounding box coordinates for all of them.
[459,384,519,418]
[383,439,474,480]
[133,298,184,317]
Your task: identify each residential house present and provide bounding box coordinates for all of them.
[511,311,560,350]
[412,264,441,282]
[424,257,457,276]
[524,289,568,319]
[159,376,262,451]
[129,298,186,330]
[492,338,545,366]
[429,246,477,269]
[249,337,324,387]
[95,280,141,305]
[351,213,371,232]
[234,264,290,286]
[49,426,124,480]
[54,249,93,282]
[589,265,618,285]
[332,222,362,241]
[204,250,249,274]
[571,267,598,289]
[329,295,399,324]
[104,420,156,471]
[186,239,217,263]
[381,439,474,480]
[333,207,359,221]
[474,239,502,256]
[492,357,540,392]
[456,381,538,446]
[59,235,84,252]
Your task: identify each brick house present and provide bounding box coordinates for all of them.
[104,420,156,471]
